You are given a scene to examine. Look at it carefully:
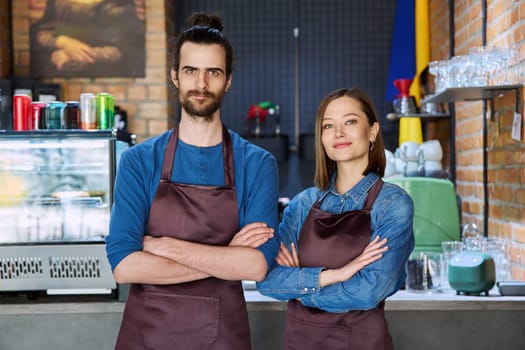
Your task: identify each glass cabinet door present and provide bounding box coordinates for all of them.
[0,131,115,244]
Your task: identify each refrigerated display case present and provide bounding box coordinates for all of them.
[0,130,117,295]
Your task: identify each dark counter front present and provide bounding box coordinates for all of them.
[1,291,525,350]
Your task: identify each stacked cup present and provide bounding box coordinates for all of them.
[395,141,420,176]
[418,140,443,177]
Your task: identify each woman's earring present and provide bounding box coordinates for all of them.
[369,140,375,151]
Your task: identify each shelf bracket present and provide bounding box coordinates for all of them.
[514,86,522,115]
[488,98,495,122]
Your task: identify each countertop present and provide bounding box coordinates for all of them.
[3,288,524,350]
[1,289,524,315]
[244,289,525,311]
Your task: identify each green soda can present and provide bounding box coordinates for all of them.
[46,101,66,129]
[96,92,114,129]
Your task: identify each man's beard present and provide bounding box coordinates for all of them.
[180,89,226,120]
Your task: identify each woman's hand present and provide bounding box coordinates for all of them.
[50,49,71,70]
[319,236,388,288]
[276,242,300,267]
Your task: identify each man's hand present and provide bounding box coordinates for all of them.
[228,222,274,248]
[143,235,170,258]
[141,225,272,281]
[143,221,274,259]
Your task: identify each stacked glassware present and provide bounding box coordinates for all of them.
[428,45,520,93]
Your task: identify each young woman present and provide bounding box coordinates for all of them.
[257,88,415,350]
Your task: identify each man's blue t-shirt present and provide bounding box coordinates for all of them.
[105,128,280,271]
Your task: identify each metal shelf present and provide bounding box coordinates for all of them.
[423,84,523,106]
[387,112,450,120]
[422,84,523,239]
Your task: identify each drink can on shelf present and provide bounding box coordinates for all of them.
[80,93,97,130]
[46,101,66,129]
[65,101,81,129]
[12,94,31,131]
[30,102,47,130]
[96,93,114,130]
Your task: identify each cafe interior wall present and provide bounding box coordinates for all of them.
[1,0,524,279]
[3,0,176,143]
[428,0,525,280]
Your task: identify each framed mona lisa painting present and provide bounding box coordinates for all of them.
[29,0,146,78]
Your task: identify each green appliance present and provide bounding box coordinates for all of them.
[448,252,496,295]
[385,177,460,252]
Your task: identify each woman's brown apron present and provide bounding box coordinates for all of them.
[115,125,252,350]
[283,179,393,350]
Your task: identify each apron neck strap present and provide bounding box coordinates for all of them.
[312,191,330,209]
[161,124,235,187]
[221,125,235,187]
[362,178,384,210]
[161,127,179,181]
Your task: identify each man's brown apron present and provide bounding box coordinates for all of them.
[283,179,393,350]
[115,125,252,350]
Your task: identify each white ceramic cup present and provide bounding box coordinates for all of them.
[424,160,443,172]
[400,141,420,161]
[384,150,396,177]
[385,149,394,162]
[405,161,419,173]
[394,157,406,175]
[418,140,443,161]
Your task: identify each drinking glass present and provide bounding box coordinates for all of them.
[406,251,443,293]
[468,46,490,86]
[429,60,446,92]
[482,237,510,282]
[462,222,482,251]
[441,241,464,291]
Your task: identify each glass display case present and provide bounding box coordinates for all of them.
[0,130,117,294]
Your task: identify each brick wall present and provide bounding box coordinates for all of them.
[430,0,525,279]
[5,0,174,142]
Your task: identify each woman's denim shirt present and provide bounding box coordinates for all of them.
[257,172,415,313]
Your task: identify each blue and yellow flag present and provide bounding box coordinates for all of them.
[385,0,429,105]
[411,0,430,104]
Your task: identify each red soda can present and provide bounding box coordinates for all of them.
[13,94,32,131]
[30,102,47,130]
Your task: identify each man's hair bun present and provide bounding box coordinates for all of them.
[186,12,224,31]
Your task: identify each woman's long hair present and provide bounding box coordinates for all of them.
[314,88,386,189]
